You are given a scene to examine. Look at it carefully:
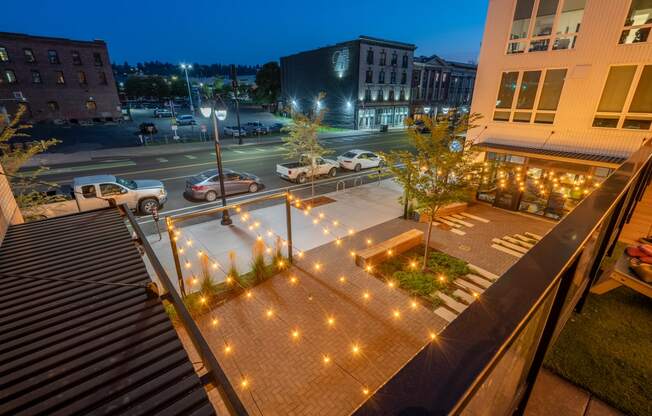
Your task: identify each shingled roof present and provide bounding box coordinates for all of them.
[0,208,215,416]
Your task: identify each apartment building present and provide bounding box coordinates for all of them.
[281,36,415,129]
[470,0,652,219]
[410,55,477,119]
[0,32,121,123]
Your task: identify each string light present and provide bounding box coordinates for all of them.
[240,378,249,389]
[319,212,325,219]
[363,291,370,300]
[327,316,335,326]
[366,238,373,245]
[291,329,300,340]
[224,344,232,354]
[411,300,418,309]
[365,264,373,273]
[212,318,219,326]
[246,291,253,298]
[362,387,370,395]
[314,262,322,271]
[266,308,274,318]
[392,309,401,319]
[339,276,346,284]
[332,220,339,226]
[289,276,298,284]
[352,344,360,354]
[335,238,342,246]
[349,250,356,258]
[429,332,437,341]
[323,355,331,364]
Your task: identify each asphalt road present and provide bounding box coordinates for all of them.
[30,130,413,222]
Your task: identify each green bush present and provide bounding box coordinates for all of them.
[394,271,439,297]
[425,252,470,280]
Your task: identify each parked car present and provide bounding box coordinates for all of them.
[337,149,384,172]
[276,154,339,184]
[244,121,269,134]
[267,122,285,133]
[175,115,197,125]
[154,108,173,118]
[185,169,262,201]
[223,126,247,137]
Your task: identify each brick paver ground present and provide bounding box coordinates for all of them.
[181,203,555,415]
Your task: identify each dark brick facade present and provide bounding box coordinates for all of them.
[0,32,121,123]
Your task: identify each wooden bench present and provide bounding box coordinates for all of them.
[591,252,652,298]
[355,229,423,267]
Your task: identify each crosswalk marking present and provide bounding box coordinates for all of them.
[460,212,490,223]
[156,157,168,163]
[184,155,197,160]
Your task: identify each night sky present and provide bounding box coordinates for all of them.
[3,0,488,65]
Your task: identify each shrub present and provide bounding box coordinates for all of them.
[426,252,470,279]
[394,271,440,297]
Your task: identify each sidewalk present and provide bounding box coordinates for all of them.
[526,369,623,416]
[22,128,400,168]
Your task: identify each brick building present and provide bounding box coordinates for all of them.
[0,32,121,123]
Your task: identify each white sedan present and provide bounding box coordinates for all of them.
[337,149,384,171]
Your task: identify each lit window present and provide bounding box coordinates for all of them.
[48,50,59,64]
[507,0,586,54]
[72,51,82,65]
[31,70,42,84]
[55,71,65,84]
[594,65,652,130]
[23,48,36,63]
[86,100,97,111]
[494,68,567,124]
[620,0,652,44]
[78,71,87,84]
[0,46,8,62]
[3,70,17,84]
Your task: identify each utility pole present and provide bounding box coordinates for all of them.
[230,64,243,145]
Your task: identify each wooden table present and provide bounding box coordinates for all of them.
[591,252,652,298]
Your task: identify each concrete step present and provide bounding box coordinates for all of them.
[492,243,524,257]
[465,273,491,289]
[514,233,538,244]
[468,264,500,281]
[492,238,529,254]
[437,293,467,313]
[434,306,457,323]
[525,232,543,240]
[454,278,485,295]
[437,218,462,228]
[453,289,475,304]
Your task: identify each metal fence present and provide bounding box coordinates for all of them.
[352,141,652,415]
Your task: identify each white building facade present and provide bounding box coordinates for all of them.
[470,0,652,219]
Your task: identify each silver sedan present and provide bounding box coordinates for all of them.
[185,169,262,201]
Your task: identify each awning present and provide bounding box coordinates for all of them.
[475,141,626,168]
[0,208,215,416]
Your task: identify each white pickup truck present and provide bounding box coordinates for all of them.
[23,175,167,219]
[276,155,339,184]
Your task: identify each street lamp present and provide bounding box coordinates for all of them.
[200,101,232,225]
[180,63,194,114]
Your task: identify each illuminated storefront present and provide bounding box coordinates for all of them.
[476,143,624,220]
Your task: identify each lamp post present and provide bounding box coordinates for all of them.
[180,63,194,114]
[200,101,232,225]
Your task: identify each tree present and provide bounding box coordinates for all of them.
[282,92,332,198]
[383,113,483,270]
[0,103,61,218]
[124,75,170,100]
[254,62,281,104]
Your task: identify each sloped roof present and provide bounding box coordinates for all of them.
[0,208,215,416]
[476,141,626,166]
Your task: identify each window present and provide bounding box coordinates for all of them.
[365,69,373,83]
[0,46,8,62]
[31,70,42,84]
[78,71,87,84]
[399,88,406,101]
[390,71,396,84]
[594,65,652,130]
[99,72,108,85]
[401,71,407,84]
[72,51,82,65]
[507,0,586,54]
[388,90,395,101]
[364,88,372,101]
[494,68,567,123]
[48,50,59,64]
[55,71,65,84]
[401,54,408,68]
[86,100,97,111]
[376,89,384,101]
[23,48,36,63]
[379,51,386,65]
[100,183,123,196]
[620,0,652,44]
[93,52,103,66]
[81,185,96,198]
[391,52,398,65]
[378,70,385,84]
[366,49,374,65]
[47,101,59,112]
[3,70,17,84]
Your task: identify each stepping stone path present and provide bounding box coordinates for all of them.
[433,263,498,323]
[432,211,491,236]
[491,232,543,257]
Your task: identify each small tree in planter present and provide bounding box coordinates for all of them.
[383,112,482,270]
[281,92,333,199]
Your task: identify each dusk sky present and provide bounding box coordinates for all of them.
[3,0,488,65]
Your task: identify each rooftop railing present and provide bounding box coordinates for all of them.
[353,140,652,415]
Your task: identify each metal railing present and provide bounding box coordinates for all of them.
[352,141,652,415]
[121,205,249,416]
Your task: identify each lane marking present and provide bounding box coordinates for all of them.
[156,158,169,163]
[450,228,466,236]
[24,160,136,176]
[184,155,197,160]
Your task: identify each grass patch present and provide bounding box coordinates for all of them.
[374,245,469,306]
[544,287,652,416]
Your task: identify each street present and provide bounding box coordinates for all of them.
[28,130,413,225]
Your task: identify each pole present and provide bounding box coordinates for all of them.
[231,64,243,145]
[183,66,194,114]
[285,193,293,263]
[211,106,233,225]
[166,217,186,297]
